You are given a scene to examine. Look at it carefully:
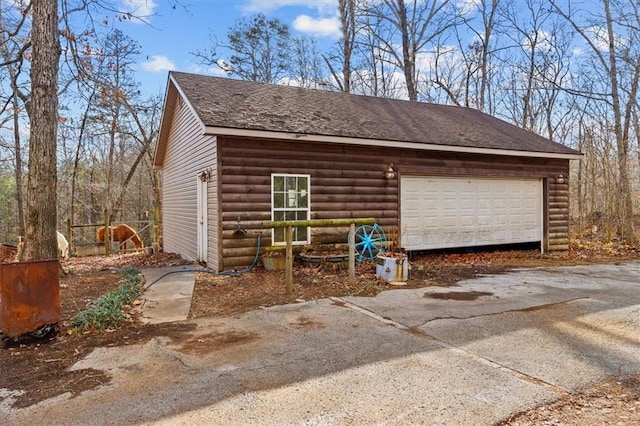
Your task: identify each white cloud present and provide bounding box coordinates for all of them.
[416,45,461,73]
[188,63,233,78]
[293,15,341,38]
[122,0,157,19]
[583,26,615,52]
[456,0,480,16]
[572,46,585,56]
[242,0,336,14]
[141,55,175,72]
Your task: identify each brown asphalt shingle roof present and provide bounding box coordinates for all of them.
[169,71,580,156]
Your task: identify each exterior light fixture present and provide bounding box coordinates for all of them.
[199,169,212,182]
[556,173,565,184]
[385,164,395,180]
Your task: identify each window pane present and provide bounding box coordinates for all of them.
[286,189,297,208]
[273,176,284,192]
[274,211,285,221]
[298,177,308,192]
[274,192,284,209]
[286,176,296,190]
[298,192,308,208]
[274,227,284,242]
[294,227,306,242]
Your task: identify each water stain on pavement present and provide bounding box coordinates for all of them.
[290,315,325,329]
[179,330,259,355]
[424,290,494,301]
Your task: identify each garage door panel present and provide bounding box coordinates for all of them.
[401,176,542,251]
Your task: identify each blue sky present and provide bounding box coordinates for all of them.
[114,0,342,96]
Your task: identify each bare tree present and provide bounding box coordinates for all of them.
[194,13,292,84]
[0,1,32,239]
[552,0,639,243]
[291,36,326,88]
[325,0,357,92]
[21,0,60,260]
[362,0,458,101]
[350,4,406,98]
[461,0,501,112]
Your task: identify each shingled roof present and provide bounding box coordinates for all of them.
[157,71,581,164]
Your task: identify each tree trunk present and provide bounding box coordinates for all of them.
[70,92,94,234]
[396,0,418,101]
[479,0,499,113]
[22,0,60,261]
[339,0,355,93]
[603,0,635,243]
[12,84,25,237]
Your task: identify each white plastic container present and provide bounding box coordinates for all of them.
[375,254,409,283]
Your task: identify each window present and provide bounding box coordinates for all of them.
[271,174,310,245]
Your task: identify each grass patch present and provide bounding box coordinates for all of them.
[71,268,143,332]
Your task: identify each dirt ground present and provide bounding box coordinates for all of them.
[2,243,640,424]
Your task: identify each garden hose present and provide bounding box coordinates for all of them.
[142,235,262,290]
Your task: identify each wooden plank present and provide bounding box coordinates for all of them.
[312,185,397,195]
[349,223,355,284]
[311,193,398,203]
[222,246,266,257]
[262,218,376,229]
[312,202,398,211]
[220,193,270,202]
[314,210,397,219]
[222,159,389,174]
[286,225,293,294]
[224,256,262,268]
[222,203,272,213]
[221,220,270,230]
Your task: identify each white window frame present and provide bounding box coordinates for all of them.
[271,173,311,246]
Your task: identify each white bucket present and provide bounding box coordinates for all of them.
[375,254,409,283]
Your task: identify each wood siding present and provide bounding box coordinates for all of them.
[218,137,571,268]
[160,96,219,269]
[547,179,570,250]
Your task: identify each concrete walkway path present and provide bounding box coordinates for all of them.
[2,261,639,425]
[139,265,202,324]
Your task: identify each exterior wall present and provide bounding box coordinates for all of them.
[547,178,570,250]
[160,96,219,269]
[218,137,571,268]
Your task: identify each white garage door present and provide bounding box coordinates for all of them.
[401,176,542,251]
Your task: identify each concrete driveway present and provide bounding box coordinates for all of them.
[2,261,639,425]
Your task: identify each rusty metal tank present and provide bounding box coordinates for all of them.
[0,259,60,340]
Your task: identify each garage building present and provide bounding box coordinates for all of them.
[154,72,582,270]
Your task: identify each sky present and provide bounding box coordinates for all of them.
[113,0,342,96]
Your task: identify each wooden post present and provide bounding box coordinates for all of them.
[66,218,72,257]
[104,209,111,256]
[260,217,377,292]
[153,204,161,253]
[348,223,355,284]
[262,217,376,229]
[285,225,293,295]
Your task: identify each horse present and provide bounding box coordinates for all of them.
[57,231,69,258]
[96,224,144,252]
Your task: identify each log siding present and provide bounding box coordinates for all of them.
[218,137,571,268]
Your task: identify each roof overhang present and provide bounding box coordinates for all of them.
[204,126,584,160]
[154,74,206,168]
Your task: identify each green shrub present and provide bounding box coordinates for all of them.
[71,268,143,333]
